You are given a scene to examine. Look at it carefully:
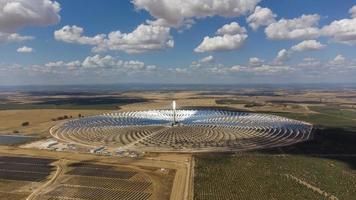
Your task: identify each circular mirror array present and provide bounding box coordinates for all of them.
[50,110,313,152]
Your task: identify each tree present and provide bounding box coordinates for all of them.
[22,122,29,126]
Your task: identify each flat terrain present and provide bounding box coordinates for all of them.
[0,88,356,199]
[194,153,356,200]
[0,109,107,137]
[194,102,356,200]
[0,149,190,200]
[0,156,56,200]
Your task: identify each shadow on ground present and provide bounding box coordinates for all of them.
[257,126,356,169]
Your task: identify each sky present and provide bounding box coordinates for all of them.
[1,0,356,85]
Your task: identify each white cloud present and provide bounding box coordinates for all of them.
[247,6,276,31]
[330,54,346,65]
[227,65,244,73]
[132,0,261,28]
[0,32,33,43]
[273,40,325,63]
[45,61,64,67]
[274,49,290,63]
[0,0,60,44]
[349,5,356,18]
[248,64,293,74]
[66,60,81,70]
[297,57,322,68]
[321,17,356,45]
[191,55,215,68]
[264,6,356,45]
[194,34,247,53]
[296,54,356,73]
[195,22,247,53]
[206,63,293,75]
[262,5,356,45]
[82,55,117,68]
[265,14,320,40]
[290,40,326,52]
[199,55,214,63]
[41,55,157,73]
[17,46,33,53]
[0,0,60,32]
[249,57,264,66]
[95,24,174,54]
[55,24,174,54]
[216,22,246,35]
[54,25,105,45]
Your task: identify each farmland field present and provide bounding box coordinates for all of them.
[194,104,356,200]
[194,154,356,200]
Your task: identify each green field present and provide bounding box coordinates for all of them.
[194,105,356,200]
[0,97,148,110]
[194,154,356,200]
[272,105,356,128]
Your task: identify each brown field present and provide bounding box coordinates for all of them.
[0,109,107,136]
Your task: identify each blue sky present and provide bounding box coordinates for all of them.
[1,0,356,85]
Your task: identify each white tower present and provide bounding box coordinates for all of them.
[172,100,176,124]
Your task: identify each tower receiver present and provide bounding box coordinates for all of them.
[172,100,177,125]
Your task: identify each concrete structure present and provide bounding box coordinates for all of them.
[90,146,105,154]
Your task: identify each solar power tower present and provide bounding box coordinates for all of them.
[172,100,177,125]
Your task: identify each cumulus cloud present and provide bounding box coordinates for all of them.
[321,15,356,45]
[297,57,322,68]
[296,54,356,74]
[0,32,33,43]
[190,55,215,68]
[195,34,247,53]
[195,22,247,53]
[45,61,65,67]
[248,64,293,74]
[199,55,214,63]
[273,40,325,63]
[216,22,246,35]
[330,54,346,65]
[94,24,174,53]
[132,0,261,28]
[204,63,293,75]
[17,46,33,53]
[263,5,356,45]
[0,0,60,43]
[349,5,356,18]
[54,25,105,45]
[247,6,276,31]
[274,49,290,63]
[55,24,174,54]
[249,57,264,66]
[82,55,117,68]
[42,55,158,74]
[0,0,60,32]
[290,40,326,52]
[265,14,320,40]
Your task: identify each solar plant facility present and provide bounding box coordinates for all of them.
[50,107,313,152]
[41,163,153,200]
